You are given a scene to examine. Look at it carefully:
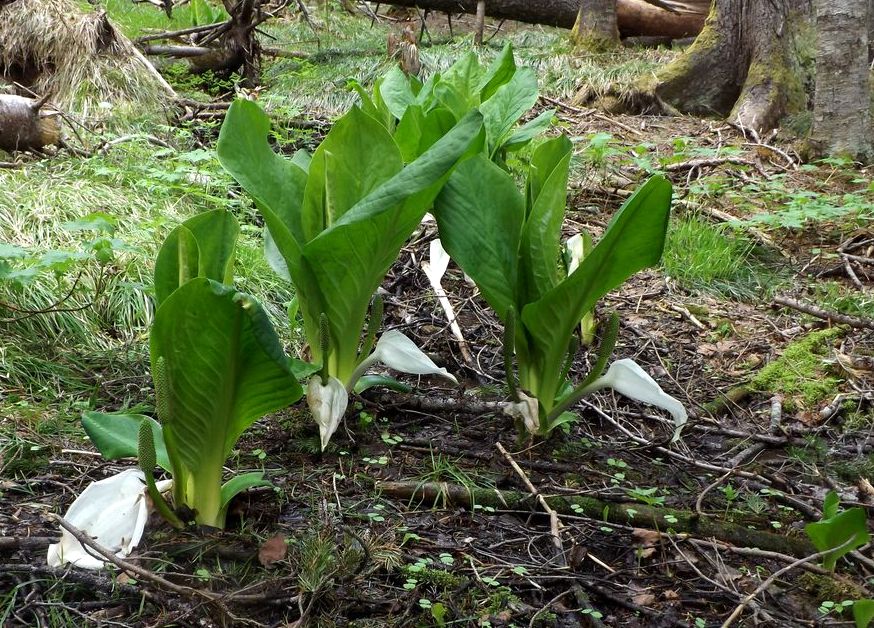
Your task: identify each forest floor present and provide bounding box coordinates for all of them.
[1,6,873,628]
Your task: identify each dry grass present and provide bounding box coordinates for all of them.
[0,0,169,114]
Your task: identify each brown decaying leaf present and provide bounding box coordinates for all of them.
[258,534,287,567]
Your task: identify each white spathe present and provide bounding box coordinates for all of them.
[502,391,540,434]
[423,238,450,286]
[308,376,349,451]
[361,330,457,384]
[47,469,172,570]
[590,359,688,441]
[565,233,584,274]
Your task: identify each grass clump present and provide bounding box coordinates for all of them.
[661,216,779,300]
[750,327,847,411]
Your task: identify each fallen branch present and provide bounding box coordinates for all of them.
[376,480,817,557]
[773,295,874,330]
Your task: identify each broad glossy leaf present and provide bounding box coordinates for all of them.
[379,65,417,120]
[219,471,271,512]
[301,106,403,242]
[805,503,870,571]
[82,411,170,472]
[217,99,309,246]
[303,112,483,379]
[434,52,483,120]
[150,278,302,523]
[217,99,325,345]
[520,176,672,404]
[353,375,412,394]
[479,42,516,101]
[395,105,457,162]
[519,136,572,302]
[503,109,555,152]
[854,599,874,628]
[153,210,239,306]
[480,67,538,154]
[435,154,524,322]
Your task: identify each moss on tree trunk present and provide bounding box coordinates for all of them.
[645,0,809,132]
[571,0,620,51]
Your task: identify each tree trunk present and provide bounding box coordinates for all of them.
[381,0,706,39]
[647,0,810,132]
[810,0,872,160]
[571,0,620,50]
[474,0,486,45]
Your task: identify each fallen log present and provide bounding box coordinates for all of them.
[0,94,61,153]
[377,480,816,557]
[380,0,707,39]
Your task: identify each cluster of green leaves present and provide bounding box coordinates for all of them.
[83,210,303,528]
[217,100,480,391]
[434,136,674,435]
[0,213,122,288]
[804,491,873,628]
[350,43,554,163]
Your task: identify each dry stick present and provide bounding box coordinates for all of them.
[493,443,610,628]
[841,254,866,290]
[773,295,874,330]
[137,21,227,43]
[50,515,264,624]
[129,45,178,98]
[720,538,857,628]
[495,442,616,574]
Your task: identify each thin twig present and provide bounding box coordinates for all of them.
[495,442,615,573]
[720,538,856,627]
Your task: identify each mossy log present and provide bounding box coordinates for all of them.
[380,0,706,39]
[377,480,817,557]
[0,94,61,153]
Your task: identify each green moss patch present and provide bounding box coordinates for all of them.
[750,327,847,410]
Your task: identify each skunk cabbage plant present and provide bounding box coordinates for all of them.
[351,43,554,162]
[217,99,480,449]
[83,210,302,527]
[434,135,687,438]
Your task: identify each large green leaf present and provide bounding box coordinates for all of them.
[519,136,573,302]
[519,176,672,406]
[81,412,170,472]
[217,99,326,350]
[480,67,538,155]
[434,53,483,120]
[379,65,417,120]
[435,154,524,322]
[300,107,403,242]
[153,210,239,306]
[395,105,457,163]
[479,42,516,101]
[150,278,302,525]
[805,491,871,571]
[503,109,555,152]
[217,99,309,246]
[303,111,484,380]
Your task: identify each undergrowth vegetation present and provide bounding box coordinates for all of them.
[2,6,873,627]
